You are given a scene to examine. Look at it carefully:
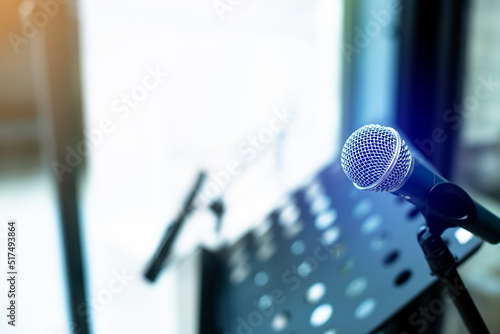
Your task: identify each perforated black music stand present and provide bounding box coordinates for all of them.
[202,161,482,334]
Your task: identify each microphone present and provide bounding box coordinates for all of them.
[341,124,500,244]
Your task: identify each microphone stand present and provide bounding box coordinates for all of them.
[415,183,490,334]
[417,226,489,334]
[144,171,206,282]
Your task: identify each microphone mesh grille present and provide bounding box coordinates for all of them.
[341,124,412,192]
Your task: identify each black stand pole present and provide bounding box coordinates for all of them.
[417,226,489,334]
[144,171,206,282]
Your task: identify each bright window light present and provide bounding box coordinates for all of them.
[455,228,474,245]
[78,0,343,333]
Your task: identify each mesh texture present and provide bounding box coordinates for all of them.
[341,124,412,192]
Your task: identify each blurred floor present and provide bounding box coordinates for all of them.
[0,149,70,334]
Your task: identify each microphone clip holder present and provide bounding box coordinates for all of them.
[417,182,477,235]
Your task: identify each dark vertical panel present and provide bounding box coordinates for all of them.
[396,0,471,178]
[33,2,91,333]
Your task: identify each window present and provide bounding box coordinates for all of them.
[79,0,343,332]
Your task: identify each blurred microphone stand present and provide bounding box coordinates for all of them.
[144,171,206,282]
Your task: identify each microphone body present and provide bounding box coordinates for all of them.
[396,156,500,244]
[341,124,500,244]
[392,156,445,210]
